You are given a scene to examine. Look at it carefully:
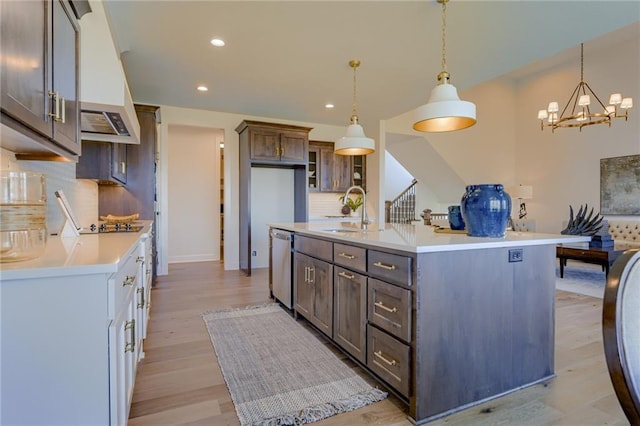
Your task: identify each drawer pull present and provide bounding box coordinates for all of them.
[373,261,396,271]
[374,301,397,313]
[374,350,397,367]
[338,252,356,260]
[309,267,315,284]
[137,287,145,309]
[338,271,355,280]
[124,319,135,353]
[122,275,136,286]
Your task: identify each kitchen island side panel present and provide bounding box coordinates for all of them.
[412,245,555,422]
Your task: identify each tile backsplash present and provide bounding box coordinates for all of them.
[1,148,98,233]
[309,192,352,219]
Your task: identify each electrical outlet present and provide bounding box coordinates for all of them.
[251,250,257,256]
[508,249,523,263]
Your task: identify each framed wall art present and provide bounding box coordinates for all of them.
[600,154,640,215]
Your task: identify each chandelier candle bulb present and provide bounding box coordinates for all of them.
[578,95,590,106]
[609,93,622,105]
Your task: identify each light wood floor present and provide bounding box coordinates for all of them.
[129,261,628,425]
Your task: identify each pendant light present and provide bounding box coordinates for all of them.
[335,60,375,156]
[413,0,476,133]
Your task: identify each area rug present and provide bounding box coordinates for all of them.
[555,261,606,299]
[202,303,388,425]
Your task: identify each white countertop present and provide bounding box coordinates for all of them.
[269,222,592,253]
[0,221,153,281]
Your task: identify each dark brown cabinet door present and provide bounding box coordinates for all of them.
[310,256,333,337]
[351,155,366,189]
[0,0,80,158]
[333,267,367,363]
[279,131,307,163]
[51,0,80,153]
[294,252,314,319]
[294,252,333,338]
[0,0,51,138]
[111,143,127,184]
[249,129,280,161]
[76,141,126,185]
[308,146,319,192]
[313,142,356,193]
[332,152,351,192]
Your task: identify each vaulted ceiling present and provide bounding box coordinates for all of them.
[102,1,640,132]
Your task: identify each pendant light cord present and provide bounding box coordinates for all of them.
[350,60,360,123]
[352,64,358,120]
[441,0,447,73]
[580,43,584,82]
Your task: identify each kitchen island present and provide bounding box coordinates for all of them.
[269,222,590,424]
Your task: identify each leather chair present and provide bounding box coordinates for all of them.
[602,248,640,424]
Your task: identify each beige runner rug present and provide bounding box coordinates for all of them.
[202,303,387,425]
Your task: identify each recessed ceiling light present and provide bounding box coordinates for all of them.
[197,85,209,92]
[210,38,225,47]
[325,103,335,109]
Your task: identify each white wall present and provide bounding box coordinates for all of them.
[384,151,413,201]
[166,124,221,263]
[251,168,294,268]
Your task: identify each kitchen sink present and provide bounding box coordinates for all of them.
[319,227,361,233]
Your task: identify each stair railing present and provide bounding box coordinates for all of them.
[386,179,418,224]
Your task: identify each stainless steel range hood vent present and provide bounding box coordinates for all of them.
[79,0,140,144]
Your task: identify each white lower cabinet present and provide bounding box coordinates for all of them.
[0,235,150,426]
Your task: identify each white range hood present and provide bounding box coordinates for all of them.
[79,0,140,144]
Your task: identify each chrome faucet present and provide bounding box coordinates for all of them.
[343,185,369,231]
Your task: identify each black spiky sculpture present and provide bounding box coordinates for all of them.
[560,204,604,236]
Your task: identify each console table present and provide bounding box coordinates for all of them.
[556,245,625,278]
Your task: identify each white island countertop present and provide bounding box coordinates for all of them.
[0,221,153,281]
[269,221,592,253]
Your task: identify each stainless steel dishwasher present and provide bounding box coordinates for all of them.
[270,229,293,309]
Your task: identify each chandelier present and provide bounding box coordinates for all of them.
[413,0,476,133]
[537,43,632,132]
[335,60,375,155]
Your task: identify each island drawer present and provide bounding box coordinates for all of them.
[333,243,366,273]
[109,246,140,318]
[368,250,412,286]
[368,278,411,343]
[295,235,332,262]
[367,325,410,397]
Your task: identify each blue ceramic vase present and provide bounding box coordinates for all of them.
[447,205,465,230]
[460,184,511,237]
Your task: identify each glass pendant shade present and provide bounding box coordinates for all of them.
[335,121,375,155]
[413,82,476,132]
